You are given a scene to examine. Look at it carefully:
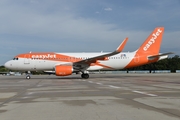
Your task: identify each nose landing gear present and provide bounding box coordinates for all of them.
[26,75,31,79]
[26,71,31,79]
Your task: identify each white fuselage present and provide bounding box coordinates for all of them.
[5,52,136,71]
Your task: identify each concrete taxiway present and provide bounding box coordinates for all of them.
[0,73,180,120]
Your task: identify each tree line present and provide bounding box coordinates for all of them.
[0,55,180,73]
[0,65,8,72]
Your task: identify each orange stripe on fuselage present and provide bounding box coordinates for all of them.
[125,53,159,69]
[16,52,114,69]
[15,52,82,62]
[91,62,114,69]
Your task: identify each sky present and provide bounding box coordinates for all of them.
[0,0,180,65]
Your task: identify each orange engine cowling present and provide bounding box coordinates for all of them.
[55,65,73,76]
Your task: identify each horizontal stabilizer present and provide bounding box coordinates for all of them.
[148,52,174,60]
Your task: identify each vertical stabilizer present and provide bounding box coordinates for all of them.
[125,27,165,69]
[137,27,164,54]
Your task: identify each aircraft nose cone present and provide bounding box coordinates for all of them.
[4,61,11,69]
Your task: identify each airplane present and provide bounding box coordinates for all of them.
[4,27,173,79]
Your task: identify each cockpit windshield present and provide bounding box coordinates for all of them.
[13,58,19,60]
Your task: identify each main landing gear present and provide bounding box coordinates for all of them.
[81,73,89,79]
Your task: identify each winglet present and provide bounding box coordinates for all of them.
[116,37,128,52]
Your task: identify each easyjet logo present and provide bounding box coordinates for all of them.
[31,54,56,59]
[143,29,162,51]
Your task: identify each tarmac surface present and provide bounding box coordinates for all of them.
[0,73,180,120]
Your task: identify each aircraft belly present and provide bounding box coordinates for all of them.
[15,60,55,71]
[87,66,103,71]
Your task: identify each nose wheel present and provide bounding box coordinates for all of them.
[81,73,89,79]
[26,75,31,79]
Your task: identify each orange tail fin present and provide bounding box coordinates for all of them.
[125,27,166,69]
[137,27,164,54]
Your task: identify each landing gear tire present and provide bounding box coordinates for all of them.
[26,75,31,79]
[81,73,89,79]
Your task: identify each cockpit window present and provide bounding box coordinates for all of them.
[13,58,19,60]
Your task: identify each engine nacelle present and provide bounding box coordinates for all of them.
[55,65,73,76]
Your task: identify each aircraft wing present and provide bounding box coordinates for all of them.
[73,38,128,68]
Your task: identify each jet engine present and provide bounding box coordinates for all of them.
[55,65,73,76]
